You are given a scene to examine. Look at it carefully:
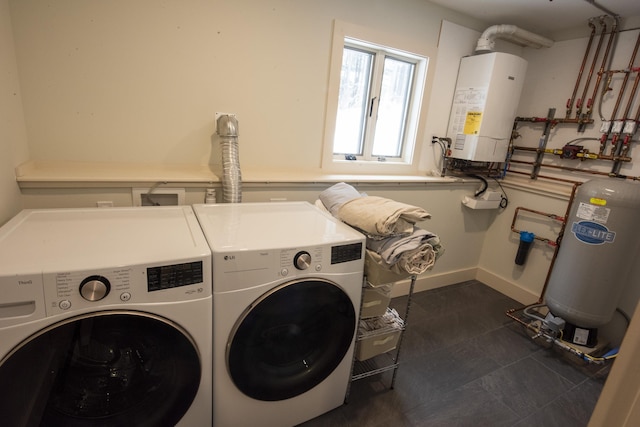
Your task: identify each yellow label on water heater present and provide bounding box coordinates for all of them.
[463,111,483,135]
[590,197,607,206]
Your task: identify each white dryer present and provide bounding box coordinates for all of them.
[193,202,364,427]
[0,206,212,427]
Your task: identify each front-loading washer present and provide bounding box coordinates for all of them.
[0,206,212,427]
[193,201,365,427]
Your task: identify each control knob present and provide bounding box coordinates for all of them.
[294,251,312,270]
[80,275,111,301]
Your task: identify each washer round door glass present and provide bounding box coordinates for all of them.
[228,279,356,401]
[0,312,201,427]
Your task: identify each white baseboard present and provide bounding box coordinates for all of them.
[390,267,477,297]
[475,268,540,305]
[389,267,540,306]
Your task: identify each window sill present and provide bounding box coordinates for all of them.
[15,160,463,188]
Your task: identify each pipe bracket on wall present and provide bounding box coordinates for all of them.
[531,108,556,179]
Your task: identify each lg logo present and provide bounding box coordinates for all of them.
[224,255,236,260]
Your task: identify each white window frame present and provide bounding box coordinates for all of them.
[322,20,429,175]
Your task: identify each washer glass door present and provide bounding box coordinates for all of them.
[228,279,356,401]
[0,312,201,427]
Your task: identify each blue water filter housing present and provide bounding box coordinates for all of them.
[515,231,535,265]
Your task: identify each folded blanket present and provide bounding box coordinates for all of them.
[366,226,444,275]
[367,226,442,265]
[367,245,436,275]
[318,182,362,215]
[337,196,431,237]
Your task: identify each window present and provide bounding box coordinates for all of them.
[323,22,429,174]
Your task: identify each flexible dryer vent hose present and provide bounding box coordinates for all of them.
[217,115,242,203]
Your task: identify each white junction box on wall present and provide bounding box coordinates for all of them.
[446,52,527,162]
[462,190,503,210]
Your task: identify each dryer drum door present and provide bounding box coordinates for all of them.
[228,279,356,401]
[0,311,201,427]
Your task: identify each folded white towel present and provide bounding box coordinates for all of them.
[337,196,431,237]
[318,182,363,215]
[367,226,440,265]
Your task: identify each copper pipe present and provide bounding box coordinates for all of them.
[624,67,640,121]
[608,32,640,171]
[515,117,593,126]
[591,16,619,122]
[506,306,541,331]
[576,17,607,119]
[511,206,564,247]
[608,133,622,157]
[531,108,556,179]
[605,68,640,74]
[618,38,640,128]
[538,182,580,300]
[567,19,597,118]
[635,75,640,123]
[511,146,631,162]
[620,134,632,158]
[613,133,635,176]
[509,158,640,180]
[512,206,565,223]
[509,159,613,177]
[609,32,640,131]
[505,168,582,184]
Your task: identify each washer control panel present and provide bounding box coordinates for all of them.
[46,268,133,315]
[42,259,210,317]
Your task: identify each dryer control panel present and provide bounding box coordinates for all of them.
[331,242,363,264]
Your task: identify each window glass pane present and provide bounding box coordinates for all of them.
[333,47,373,155]
[372,57,414,157]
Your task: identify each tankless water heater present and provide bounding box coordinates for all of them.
[446,52,527,162]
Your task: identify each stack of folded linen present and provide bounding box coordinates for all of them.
[367,226,443,275]
[318,182,444,278]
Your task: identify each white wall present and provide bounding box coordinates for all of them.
[9,0,481,172]
[0,0,28,225]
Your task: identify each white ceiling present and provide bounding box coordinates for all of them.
[427,0,640,39]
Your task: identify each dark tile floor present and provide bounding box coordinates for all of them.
[300,280,611,427]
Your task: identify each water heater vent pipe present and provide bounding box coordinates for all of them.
[475,25,554,53]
